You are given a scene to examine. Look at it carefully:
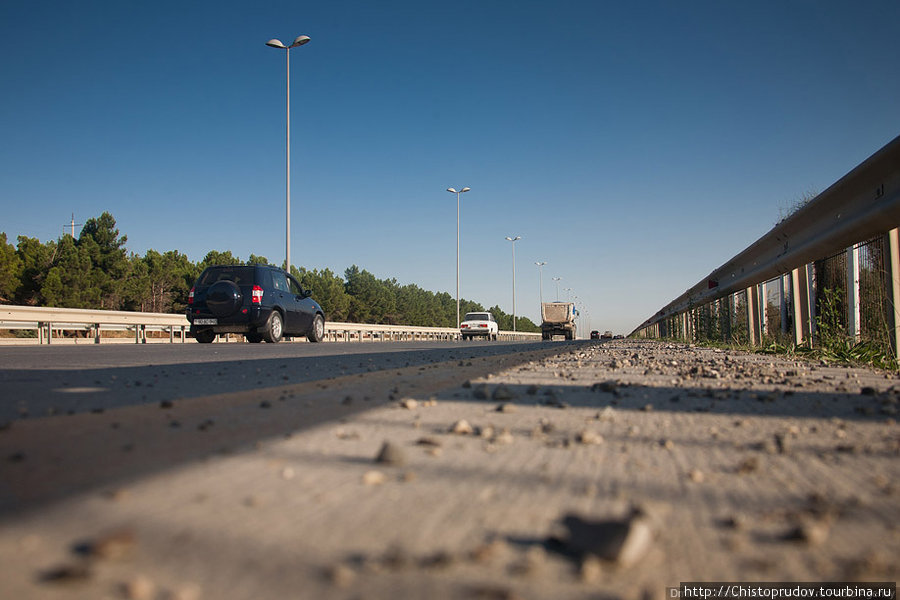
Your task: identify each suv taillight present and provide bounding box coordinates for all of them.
[188,287,195,305]
[251,285,264,304]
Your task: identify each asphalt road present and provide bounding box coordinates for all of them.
[0,339,559,422]
[1,339,896,600]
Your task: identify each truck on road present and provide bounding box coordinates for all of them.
[540,302,577,340]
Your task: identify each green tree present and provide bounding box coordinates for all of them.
[121,254,151,312]
[344,265,396,323]
[435,292,456,327]
[4,208,531,329]
[295,266,351,322]
[41,236,101,308]
[0,233,23,303]
[125,249,197,313]
[460,299,486,319]
[489,305,512,330]
[15,236,56,305]
[199,250,242,270]
[485,304,539,332]
[78,212,129,308]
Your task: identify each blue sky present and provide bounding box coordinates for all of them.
[2,1,898,333]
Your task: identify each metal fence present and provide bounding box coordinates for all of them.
[0,305,541,345]
[630,134,900,360]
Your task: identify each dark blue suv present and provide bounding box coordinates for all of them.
[187,264,325,344]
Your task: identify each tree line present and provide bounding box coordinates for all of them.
[0,212,539,332]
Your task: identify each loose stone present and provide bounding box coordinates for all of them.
[375,441,406,466]
[450,420,474,435]
[576,430,604,445]
[362,470,387,485]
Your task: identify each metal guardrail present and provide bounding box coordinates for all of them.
[0,305,541,344]
[630,134,900,358]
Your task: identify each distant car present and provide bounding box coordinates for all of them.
[614,334,624,339]
[601,331,613,339]
[460,312,499,341]
[590,330,600,339]
[187,264,325,344]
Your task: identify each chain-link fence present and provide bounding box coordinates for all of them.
[657,236,895,364]
[813,236,893,351]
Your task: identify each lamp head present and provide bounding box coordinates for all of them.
[266,39,287,49]
[290,35,311,47]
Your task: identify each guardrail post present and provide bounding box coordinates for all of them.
[724,295,733,342]
[847,244,861,342]
[885,228,900,358]
[807,263,817,340]
[94,323,101,344]
[791,266,811,346]
[747,286,758,345]
[761,281,770,340]
[779,275,790,335]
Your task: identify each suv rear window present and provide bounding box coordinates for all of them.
[197,266,256,288]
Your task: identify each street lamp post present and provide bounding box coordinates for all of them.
[447,187,470,330]
[553,277,562,301]
[505,236,520,332]
[266,34,311,274]
[535,261,547,306]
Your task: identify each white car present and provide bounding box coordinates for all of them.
[460,312,499,341]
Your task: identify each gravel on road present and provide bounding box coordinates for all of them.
[0,339,897,600]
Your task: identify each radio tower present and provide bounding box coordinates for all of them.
[65,213,83,238]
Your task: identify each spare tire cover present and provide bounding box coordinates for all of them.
[206,280,243,317]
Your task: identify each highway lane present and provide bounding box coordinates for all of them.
[0,339,569,422]
[1,339,896,599]
[0,338,579,516]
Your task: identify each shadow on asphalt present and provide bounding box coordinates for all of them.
[0,340,895,519]
[0,342,559,421]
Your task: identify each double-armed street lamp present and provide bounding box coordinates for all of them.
[505,236,521,332]
[266,34,311,273]
[447,187,470,330]
[553,277,562,301]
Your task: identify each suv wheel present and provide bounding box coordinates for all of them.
[263,311,283,343]
[195,330,216,344]
[307,314,325,343]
